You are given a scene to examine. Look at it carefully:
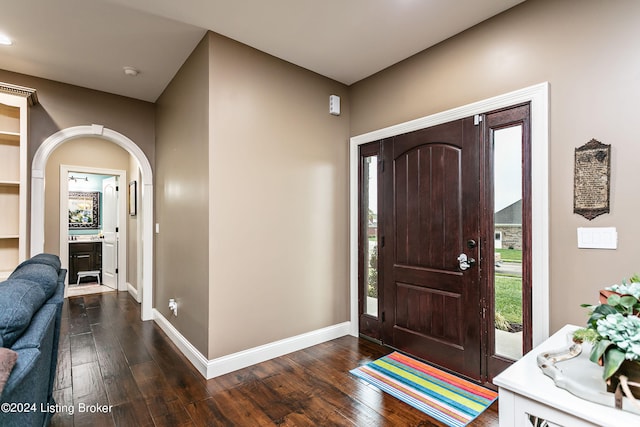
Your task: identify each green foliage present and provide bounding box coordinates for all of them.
[596,313,640,360]
[495,248,522,263]
[607,293,640,315]
[582,283,640,380]
[495,275,522,325]
[589,340,626,380]
[607,277,640,300]
[367,284,377,298]
[571,327,599,344]
[367,245,378,298]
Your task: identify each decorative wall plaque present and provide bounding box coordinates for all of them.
[574,139,611,220]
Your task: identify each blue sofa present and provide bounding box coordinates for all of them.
[0,254,66,427]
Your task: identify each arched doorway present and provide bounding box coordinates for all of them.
[31,124,154,320]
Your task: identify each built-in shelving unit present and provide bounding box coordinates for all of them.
[0,83,37,280]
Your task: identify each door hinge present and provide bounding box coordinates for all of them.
[381,311,385,322]
[116,186,119,191]
[380,236,385,248]
[115,268,119,274]
[115,227,119,232]
[474,114,483,126]
[379,159,385,172]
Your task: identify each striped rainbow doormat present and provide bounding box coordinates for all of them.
[350,352,498,427]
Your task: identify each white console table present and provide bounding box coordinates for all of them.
[494,324,640,427]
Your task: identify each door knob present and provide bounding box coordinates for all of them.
[457,253,476,271]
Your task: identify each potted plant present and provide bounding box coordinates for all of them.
[576,276,640,399]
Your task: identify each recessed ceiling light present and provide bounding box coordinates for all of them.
[123,66,140,77]
[0,35,13,46]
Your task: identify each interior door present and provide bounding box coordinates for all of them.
[381,116,482,380]
[102,176,118,290]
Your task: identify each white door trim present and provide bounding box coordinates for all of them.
[32,124,154,321]
[349,82,550,347]
[60,166,127,293]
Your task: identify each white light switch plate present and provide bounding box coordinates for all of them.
[577,227,617,249]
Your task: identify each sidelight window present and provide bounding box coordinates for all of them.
[362,155,379,317]
[493,125,524,360]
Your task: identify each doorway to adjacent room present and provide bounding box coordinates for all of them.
[61,167,126,297]
[31,125,154,321]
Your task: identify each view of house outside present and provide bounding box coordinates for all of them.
[493,125,524,360]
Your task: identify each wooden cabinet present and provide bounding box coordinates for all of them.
[69,242,102,284]
[0,83,37,280]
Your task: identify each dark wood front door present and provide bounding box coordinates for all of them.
[381,116,482,380]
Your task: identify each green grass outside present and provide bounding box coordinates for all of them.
[495,274,522,325]
[495,248,522,263]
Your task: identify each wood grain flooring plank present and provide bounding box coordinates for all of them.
[184,398,236,427]
[204,355,294,397]
[258,360,381,426]
[70,332,98,366]
[67,296,91,335]
[72,361,109,406]
[230,376,295,422]
[149,398,196,427]
[54,346,72,391]
[86,306,104,325]
[82,293,102,309]
[130,360,187,420]
[72,410,114,427]
[117,323,153,366]
[91,322,145,406]
[49,387,73,427]
[196,389,274,427]
[137,332,210,405]
[71,361,113,426]
[56,293,498,427]
[111,399,155,427]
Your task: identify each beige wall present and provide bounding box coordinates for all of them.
[0,70,155,172]
[350,0,640,333]
[155,36,210,355]
[44,137,131,254]
[0,70,154,291]
[207,33,350,358]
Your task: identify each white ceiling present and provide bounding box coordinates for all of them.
[0,0,524,102]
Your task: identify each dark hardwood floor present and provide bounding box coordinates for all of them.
[51,292,499,426]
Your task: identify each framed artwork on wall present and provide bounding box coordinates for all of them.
[574,139,611,220]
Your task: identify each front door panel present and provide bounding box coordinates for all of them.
[382,117,481,380]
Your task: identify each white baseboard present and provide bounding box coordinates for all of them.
[127,282,140,302]
[205,321,352,378]
[152,309,351,379]
[152,309,209,377]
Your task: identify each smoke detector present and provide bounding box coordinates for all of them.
[123,66,140,77]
